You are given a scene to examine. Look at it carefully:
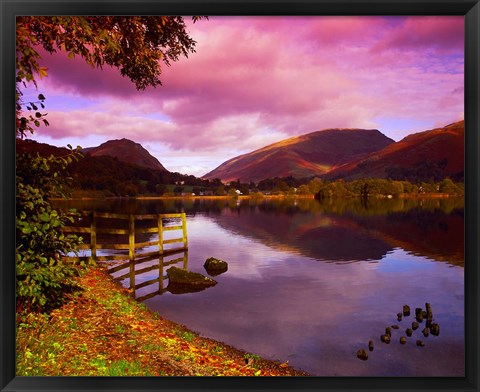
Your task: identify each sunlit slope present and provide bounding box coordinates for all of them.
[203,128,394,182]
[325,121,464,181]
[83,138,167,172]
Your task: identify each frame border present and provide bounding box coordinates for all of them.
[1,1,479,391]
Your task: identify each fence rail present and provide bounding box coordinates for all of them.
[62,211,188,263]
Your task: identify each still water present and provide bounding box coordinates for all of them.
[54,196,465,376]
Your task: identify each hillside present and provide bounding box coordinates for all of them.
[324,121,464,182]
[83,139,167,171]
[16,138,214,197]
[203,128,394,183]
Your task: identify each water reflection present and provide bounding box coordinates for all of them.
[53,196,464,376]
[108,250,201,300]
[209,198,464,266]
[53,196,464,267]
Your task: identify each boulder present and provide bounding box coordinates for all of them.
[167,267,217,294]
[403,305,411,317]
[204,257,229,276]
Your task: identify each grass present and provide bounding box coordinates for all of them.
[16,265,309,377]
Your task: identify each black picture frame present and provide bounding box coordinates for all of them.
[1,1,479,391]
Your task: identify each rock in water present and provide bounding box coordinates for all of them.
[430,323,440,336]
[167,267,217,293]
[368,340,374,351]
[204,257,229,276]
[416,312,424,323]
[381,334,391,344]
[422,327,430,337]
[403,305,411,316]
[400,336,407,345]
[357,349,368,361]
[416,340,425,347]
[412,321,419,330]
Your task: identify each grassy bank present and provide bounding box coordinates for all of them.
[16,265,309,377]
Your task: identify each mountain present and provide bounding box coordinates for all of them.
[83,138,167,172]
[16,138,211,197]
[203,128,394,183]
[16,138,71,157]
[324,120,464,182]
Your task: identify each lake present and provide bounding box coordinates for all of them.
[53,196,465,377]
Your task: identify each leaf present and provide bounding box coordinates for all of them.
[39,67,48,79]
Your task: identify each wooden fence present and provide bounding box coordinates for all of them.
[107,249,188,302]
[62,211,188,262]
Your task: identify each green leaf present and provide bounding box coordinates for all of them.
[21,227,32,234]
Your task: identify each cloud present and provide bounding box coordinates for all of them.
[28,16,464,172]
[372,16,464,54]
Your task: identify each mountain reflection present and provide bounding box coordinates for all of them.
[53,196,464,266]
[211,197,464,266]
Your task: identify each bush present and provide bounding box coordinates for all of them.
[16,149,90,312]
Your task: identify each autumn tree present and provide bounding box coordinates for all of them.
[16,16,206,312]
[16,16,206,137]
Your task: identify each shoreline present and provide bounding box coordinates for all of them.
[51,193,461,201]
[16,264,310,377]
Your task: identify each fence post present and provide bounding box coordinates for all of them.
[128,214,135,288]
[90,212,97,260]
[158,215,164,254]
[159,256,164,292]
[181,213,188,249]
[183,250,188,269]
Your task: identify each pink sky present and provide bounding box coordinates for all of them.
[23,16,464,177]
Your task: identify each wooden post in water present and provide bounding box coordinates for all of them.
[183,250,188,269]
[90,211,97,260]
[181,213,188,249]
[158,215,164,254]
[128,214,135,289]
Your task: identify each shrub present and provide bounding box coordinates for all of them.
[16,149,91,312]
